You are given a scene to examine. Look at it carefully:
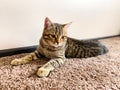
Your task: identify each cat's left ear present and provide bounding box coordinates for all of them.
[63,22,72,30]
[44,17,52,29]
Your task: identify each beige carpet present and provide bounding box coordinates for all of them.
[0,37,120,90]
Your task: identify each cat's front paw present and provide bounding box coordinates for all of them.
[11,59,23,65]
[37,68,50,77]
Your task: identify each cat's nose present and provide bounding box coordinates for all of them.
[56,38,61,45]
[56,41,60,45]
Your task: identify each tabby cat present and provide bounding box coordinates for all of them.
[11,17,108,77]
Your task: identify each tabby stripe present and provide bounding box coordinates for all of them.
[58,26,61,35]
[84,49,88,58]
[90,51,96,56]
[87,49,91,57]
[71,45,75,57]
[65,46,69,57]
[81,50,84,58]
[86,49,90,58]
[49,60,60,68]
[94,49,99,54]
[55,59,61,66]
[77,50,82,58]
[35,51,41,58]
[35,52,39,58]
[75,47,81,58]
[66,46,71,57]
[74,46,79,57]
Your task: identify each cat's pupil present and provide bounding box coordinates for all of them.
[62,36,64,39]
[62,36,66,39]
[52,35,55,38]
[51,35,55,38]
[46,34,54,38]
[55,27,57,30]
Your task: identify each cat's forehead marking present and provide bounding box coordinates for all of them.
[44,23,67,36]
[53,23,64,35]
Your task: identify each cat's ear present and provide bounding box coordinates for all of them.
[63,22,72,30]
[44,17,52,29]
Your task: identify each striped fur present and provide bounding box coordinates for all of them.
[11,17,108,77]
[65,38,108,58]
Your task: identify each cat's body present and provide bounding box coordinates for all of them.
[11,17,108,77]
[36,37,108,59]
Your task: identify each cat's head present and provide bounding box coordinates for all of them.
[41,17,72,48]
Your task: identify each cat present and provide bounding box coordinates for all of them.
[11,17,108,77]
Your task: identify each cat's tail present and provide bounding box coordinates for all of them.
[101,45,109,54]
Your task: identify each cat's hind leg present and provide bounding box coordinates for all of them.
[11,51,39,65]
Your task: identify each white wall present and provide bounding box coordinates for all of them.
[0,0,120,50]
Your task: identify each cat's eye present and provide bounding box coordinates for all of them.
[44,35,49,39]
[44,34,56,39]
[62,36,67,39]
[48,34,55,38]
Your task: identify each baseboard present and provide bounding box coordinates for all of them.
[0,35,119,57]
[0,46,37,57]
[83,34,120,40]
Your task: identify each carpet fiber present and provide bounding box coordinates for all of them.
[0,37,120,90]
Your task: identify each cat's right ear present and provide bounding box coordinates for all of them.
[44,17,52,29]
[63,22,72,30]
